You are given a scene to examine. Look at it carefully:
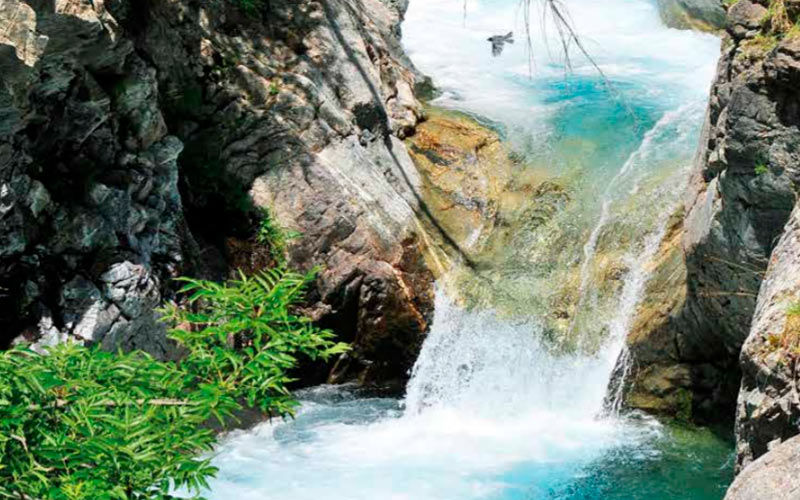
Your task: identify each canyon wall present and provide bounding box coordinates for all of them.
[619,0,800,478]
[0,0,451,386]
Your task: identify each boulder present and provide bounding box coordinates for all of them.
[725,434,800,500]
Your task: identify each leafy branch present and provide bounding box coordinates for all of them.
[0,268,347,500]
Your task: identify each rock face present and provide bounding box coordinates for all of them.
[736,204,800,470]
[405,107,517,262]
[657,0,726,31]
[725,433,800,500]
[1,0,440,384]
[619,0,800,425]
[1,0,184,357]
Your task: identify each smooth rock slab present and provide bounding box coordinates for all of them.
[725,434,800,500]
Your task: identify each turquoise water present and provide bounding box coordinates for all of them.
[198,293,733,500]
[198,1,733,499]
[202,384,732,500]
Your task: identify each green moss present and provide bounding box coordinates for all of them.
[230,0,264,16]
[674,388,693,423]
[269,80,280,96]
[754,163,769,175]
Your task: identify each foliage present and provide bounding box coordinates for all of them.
[754,162,769,175]
[0,344,221,500]
[256,208,300,265]
[161,268,348,416]
[732,0,800,64]
[740,33,780,61]
[0,269,347,499]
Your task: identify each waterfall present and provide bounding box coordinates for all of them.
[568,103,699,342]
[404,291,610,418]
[192,1,731,498]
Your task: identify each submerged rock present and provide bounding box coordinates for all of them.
[406,107,514,260]
[405,106,574,328]
[657,0,726,31]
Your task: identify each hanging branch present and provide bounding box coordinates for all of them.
[458,0,641,128]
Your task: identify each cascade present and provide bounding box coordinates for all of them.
[192,1,733,499]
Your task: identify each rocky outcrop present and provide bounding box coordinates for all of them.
[405,107,516,262]
[736,204,800,470]
[657,0,726,31]
[725,433,800,500]
[619,1,800,424]
[1,0,184,357]
[1,0,443,385]
[404,106,570,320]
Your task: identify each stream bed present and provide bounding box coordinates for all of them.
[199,0,733,498]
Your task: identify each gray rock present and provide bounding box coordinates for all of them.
[735,203,800,471]
[728,0,768,39]
[725,434,800,500]
[101,262,160,320]
[621,4,800,424]
[1,0,184,357]
[60,275,116,342]
[129,0,435,382]
[1,0,438,386]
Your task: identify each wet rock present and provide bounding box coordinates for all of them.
[405,107,513,259]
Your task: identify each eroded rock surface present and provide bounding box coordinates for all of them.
[1,0,184,357]
[1,0,443,385]
[736,204,800,470]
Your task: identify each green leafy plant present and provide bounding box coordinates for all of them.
[0,344,223,500]
[162,268,348,416]
[0,268,346,499]
[256,208,301,265]
[755,162,769,175]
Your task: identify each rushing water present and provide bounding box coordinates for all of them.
[198,1,733,498]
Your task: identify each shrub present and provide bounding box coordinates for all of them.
[162,268,347,416]
[0,268,347,499]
